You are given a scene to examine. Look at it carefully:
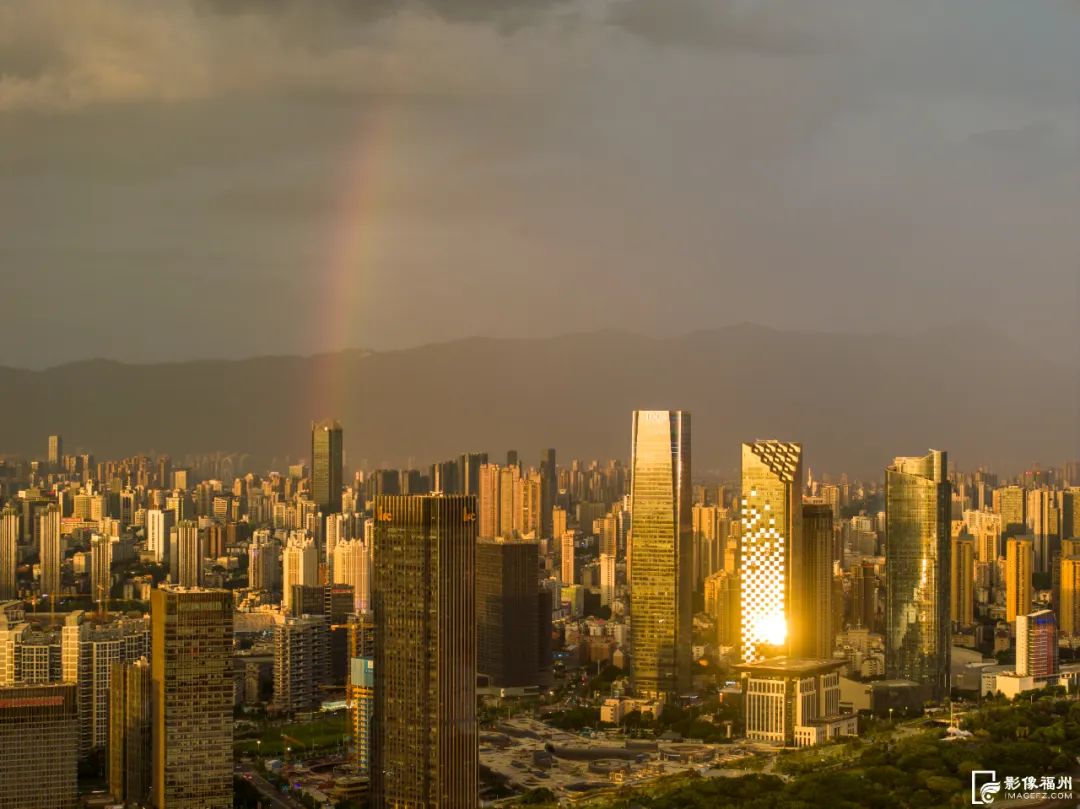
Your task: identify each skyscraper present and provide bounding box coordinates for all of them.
[311,420,344,516]
[885,449,950,701]
[1005,537,1034,623]
[150,587,233,809]
[458,452,488,498]
[795,503,833,659]
[110,657,152,807]
[739,440,802,663]
[48,435,63,469]
[629,410,692,698]
[176,521,201,587]
[0,504,18,600]
[39,503,62,598]
[950,536,975,627]
[371,495,477,808]
[540,448,556,538]
[477,538,540,688]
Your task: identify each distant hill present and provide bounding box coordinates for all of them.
[1,324,1076,478]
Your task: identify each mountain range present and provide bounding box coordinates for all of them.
[1,324,1076,479]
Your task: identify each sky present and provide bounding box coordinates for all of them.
[1,0,1078,368]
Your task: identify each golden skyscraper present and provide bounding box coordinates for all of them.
[1005,538,1033,623]
[739,441,802,663]
[371,495,477,809]
[885,450,950,701]
[0,503,17,600]
[950,536,975,627]
[629,410,692,698]
[1059,555,1080,638]
[150,587,233,809]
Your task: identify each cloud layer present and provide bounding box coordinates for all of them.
[0,0,1078,370]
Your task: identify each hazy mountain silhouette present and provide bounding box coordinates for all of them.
[1,324,1077,479]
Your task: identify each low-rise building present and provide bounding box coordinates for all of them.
[736,657,857,747]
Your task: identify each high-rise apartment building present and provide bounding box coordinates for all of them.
[950,536,975,627]
[312,420,344,516]
[629,410,692,698]
[1005,537,1034,623]
[599,553,616,607]
[796,504,834,659]
[109,657,152,807]
[560,531,576,586]
[1026,488,1060,574]
[477,538,540,688]
[347,613,375,774]
[994,485,1026,540]
[0,682,78,809]
[1016,610,1058,678]
[371,495,477,808]
[145,509,175,565]
[963,509,1001,563]
[150,587,233,809]
[248,532,281,592]
[274,615,330,715]
[282,534,319,614]
[885,449,950,701]
[39,504,62,599]
[333,539,372,613]
[90,534,112,607]
[61,610,150,754]
[739,440,802,664]
[0,504,18,600]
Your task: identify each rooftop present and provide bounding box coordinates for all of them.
[735,657,845,676]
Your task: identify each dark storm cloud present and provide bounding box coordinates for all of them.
[0,0,1078,370]
[607,0,824,54]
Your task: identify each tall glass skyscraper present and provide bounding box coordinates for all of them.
[311,420,344,515]
[739,441,802,663]
[628,410,691,699]
[371,495,477,808]
[885,449,951,701]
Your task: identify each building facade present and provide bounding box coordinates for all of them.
[371,495,477,808]
[0,683,78,809]
[150,587,233,809]
[629,410,692,699]
[739,440,802,663]
[885,450,951,701]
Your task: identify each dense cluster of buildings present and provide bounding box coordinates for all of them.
[0,422,1078,805]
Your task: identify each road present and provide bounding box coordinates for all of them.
[236,764,305,809]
